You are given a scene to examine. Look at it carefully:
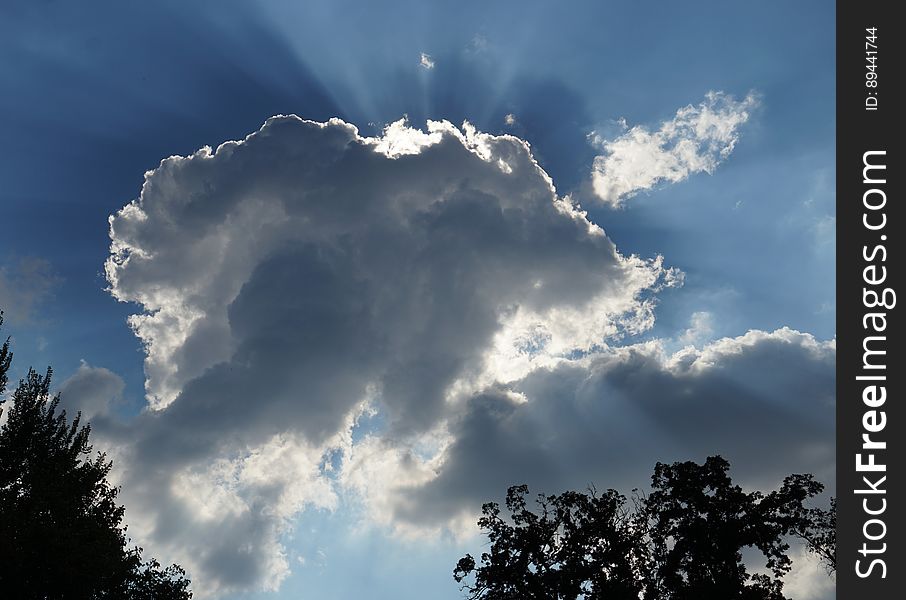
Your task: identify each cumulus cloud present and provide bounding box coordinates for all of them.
[105,115,677,593]
[111,429,341,597]
[102,114,836,597]
[0,257,59,324]
[58,361,125,421]
[348,328,835,531]
[590,91,759,207]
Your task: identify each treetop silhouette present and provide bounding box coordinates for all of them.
[455,455,835,600]
[0,310,192,599]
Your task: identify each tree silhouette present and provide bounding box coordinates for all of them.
[641,456,832,600]
[454,485,645,600]
[0,311,192,599]
[794,497,836,574]
[455,456,835,600]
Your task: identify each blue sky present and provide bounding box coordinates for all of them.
[1,1,834,598]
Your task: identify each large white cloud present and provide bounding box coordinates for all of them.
[104,115,678,594]
[101,113,835,598]
[590,91,759,207]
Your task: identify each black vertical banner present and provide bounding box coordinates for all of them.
[837,1,904,598]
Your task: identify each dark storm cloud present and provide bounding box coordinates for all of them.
[385,328,835,528]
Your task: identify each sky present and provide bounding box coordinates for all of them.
[0,1,835,598]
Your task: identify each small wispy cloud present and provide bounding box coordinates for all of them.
[466,34,489,55]
[504,113,516,126]
[419,52,435,70]
[677,311,714,347]
[0,257,60,324]
[590,91,759,207]
[810,214,836,250]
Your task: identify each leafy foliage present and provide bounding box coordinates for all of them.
[0,312,192,598]
[454,485,644,600]
[795,497,836,573]
[455,456,835,600]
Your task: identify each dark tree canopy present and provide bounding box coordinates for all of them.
[455,456,835,600]
[0,312,192,599]
[454,485,645,600]
[642,457,833,600]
